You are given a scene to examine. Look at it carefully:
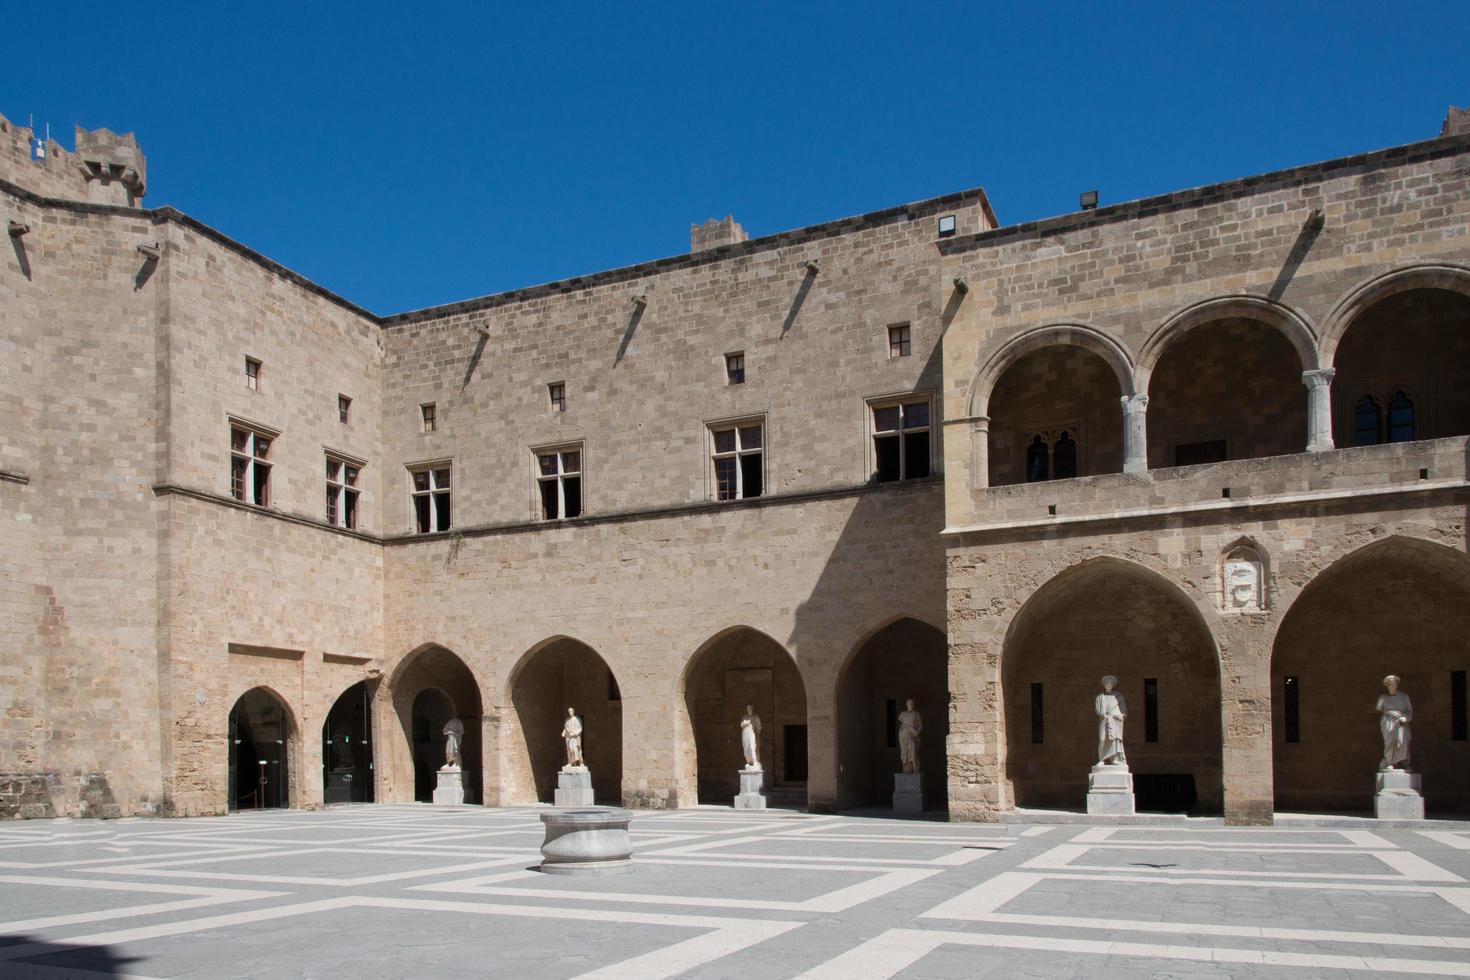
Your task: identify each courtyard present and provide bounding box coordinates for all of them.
[1,806,1470,978]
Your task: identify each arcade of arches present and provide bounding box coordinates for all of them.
[987,346,1124,486]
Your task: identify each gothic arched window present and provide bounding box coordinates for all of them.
[1352,395,1381,447]
[1052,431,1078,479]
[1387,390,1415,443]
[1026,435,1049,483]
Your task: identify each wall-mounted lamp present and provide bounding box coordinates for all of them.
[803,258,820,274]
[1305,208,1325,231]
[8,220,30,237]
[136,242,162,260]
[953,275,970,294]
[937,215,957,237]
[1079,190,1099,211]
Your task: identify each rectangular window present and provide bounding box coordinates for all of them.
[1453,670,1467,742]
[536,447,583,520]
[888,324,911,358]
[725,352,745,385]
[1284,675,1300,743]
[325,456,361,530]
[548,383,566,413]
[337,395,351,425]
[1030,682,1044,744]
[873,399,932,482]
[1144,677,1159,743]
[245,357,261,391]
[1174,439,1228,467]
[229,425,272,507]
[711,421,763,501]
[410,464,451,533]
[420,403,436,433]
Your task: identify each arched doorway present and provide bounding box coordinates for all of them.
[391,645,483,805]
[1272,538,1470,815]
[228,687,295,811]
[1002,559,1223,813]
[1331,287,1470,446]
[322,681,375,805]
[506,637,623,805]
[681,627,809,807]
[1146,316,1306,468]
[985,344,1125,485]
[836,618,949,810]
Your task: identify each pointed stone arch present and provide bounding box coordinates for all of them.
[387,644,484,805]
[227,686,299,811]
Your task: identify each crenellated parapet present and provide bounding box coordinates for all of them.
[0,113,145,206]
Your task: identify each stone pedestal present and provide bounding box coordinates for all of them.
[539,808,633,875]
[734,768,766,810]
[432,767,464,805]
[1375,769,1425,820]
[1086,764,1135,815]
[555,767,594,807]
[325,770,356,805]
[893,772,924,813]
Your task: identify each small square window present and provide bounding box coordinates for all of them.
[245,357,261,390]
[421,403,436,433]
[725,352,745,385]
[338,395,351,425]
[888,325,911,359]
[548,383,566,413]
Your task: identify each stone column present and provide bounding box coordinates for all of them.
[1219,621,1275,826]
[1121,394,1149,474]
[1302,369,1335,452]
[969,416,990,489]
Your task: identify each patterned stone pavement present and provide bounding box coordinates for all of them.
[2,805,1470,978]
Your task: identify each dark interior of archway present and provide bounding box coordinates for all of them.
[510,639,623,804]
[1331,288,1470,446]
[987,345,1123,486]
[323,681,375,805]
[229,688,292,811]
[836,619,949,810]
[1147,317,1305,468]
[395,647,483,804]
[686,630,808,805]
[1272,542,1470,815]
[1003,563,1223,813]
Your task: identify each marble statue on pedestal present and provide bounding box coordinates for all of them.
[441,718,464,770]
[562,708,584,769]
[739,705,762,771]
[1095,675,1127,767]
[1376,675,1413,771]
[898,699,922,774]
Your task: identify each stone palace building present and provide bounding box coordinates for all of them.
[3,108,1468,825]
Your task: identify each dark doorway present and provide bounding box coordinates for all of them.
[228,688,292,811]
[322,681,374,805]
[783,725,809,782]
[411,688,453,803]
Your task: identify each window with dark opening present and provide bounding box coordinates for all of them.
[1174,439,1228,467]
[1387,390,1415,443]
[1353,395,1381,446]
[888,324,911,358]
[1144,678,1159,743]
[1284,675,1300,743]
[420,403,436,433]
[1026,435,1049,482]
[245,357,261,391]
[1453,670,1467,742]
[537,447,582,520]
[1030,682,1044,743]
[1052,431,1078,479]
[230,426,272,506]
[325,456,361,529]
[337,395,351,425]
[410,465,451,533]
[712,422,763,500]
[725,352,744,385]
[548,383,566,413]
[873,400,931,482]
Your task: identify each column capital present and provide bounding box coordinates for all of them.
[1302,368,1336,388]
[1120,393,1149,413]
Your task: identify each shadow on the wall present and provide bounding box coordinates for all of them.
[0,935,143,976]
[778,267,817,339]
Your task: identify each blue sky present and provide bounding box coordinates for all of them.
[9,2,1468,313]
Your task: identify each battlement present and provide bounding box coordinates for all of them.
[0,113,145,206]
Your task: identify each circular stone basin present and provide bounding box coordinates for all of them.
[539,808,633,875]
